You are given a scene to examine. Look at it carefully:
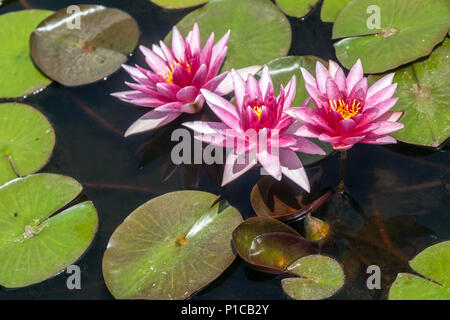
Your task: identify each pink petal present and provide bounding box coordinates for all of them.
[122,64,148,84]
[361,135,397,145]
[207,47,228,80]
[365,83,397,108]
[201,89,240,129]
[293,124,322,138]
[140,45,168,75]
[156,82,180,99]
[316,61,330,94]
[338,118,356,135]
[257,147,282,181]
[333,66,347,92]
[349,77,368,101]
[203,72,229,93]
[201,32,215,66]
[377,111,403,122]
[366,98,399,119]
[211,30,230,66]
[172,26,186,62]
[326,77,340,100]
[346,59,364,95]
[259,66,273,98]
[231,69,246,110]
[300,67,317,88]
[367,73,394,99]
[215,65,261,97]
[282,75,297,110]
[191,64,207,88]
[279,149,310,192]
[246,74,262,100]
[222,150,257,186]
[328,60,341,78]
[370,121,404,136]
[158,40,176,65]
[124,109,182,137]
[280,135,325,155]
[189,23,202,56]
[176,86,199,103]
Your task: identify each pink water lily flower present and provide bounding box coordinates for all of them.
[286,59,404,150]
[112,23,230,136]
[183,67,325,191]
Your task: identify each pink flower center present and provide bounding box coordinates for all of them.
[159,60,191,84]
[329,98,362,119]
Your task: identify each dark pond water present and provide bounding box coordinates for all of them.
[0,0,449,300]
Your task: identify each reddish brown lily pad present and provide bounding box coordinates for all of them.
[30,5,140,86]
[232,217,315,272]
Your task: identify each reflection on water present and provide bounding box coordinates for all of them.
[0,0,448,300]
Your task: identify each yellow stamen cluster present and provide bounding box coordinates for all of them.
[253,105,263,120]
[159,60,191,84]
[329,99,361,119]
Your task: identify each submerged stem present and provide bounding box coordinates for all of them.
[336,150,347,194]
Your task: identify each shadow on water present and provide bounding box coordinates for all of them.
[0,0,449,300]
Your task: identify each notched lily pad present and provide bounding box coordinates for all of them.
[0,103,55,186]
[150,0,210,9]
[333,0,450,73]
[0,10,53,98]
[274,0,319,18]
[102,191,243,300]
[250,171,330,222]
[261,56,334,164]
[389,241,450,300]
[30,5,140,86]
[369,38,449,147]
[281,255,345,300]
[166,0,291,71]
[232,217,315,272]
[320,0,351,22]
[0,173,98,288]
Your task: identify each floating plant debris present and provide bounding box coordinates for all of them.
[150,0,210,9]
[333,0,450,73]
[30,5,140,86]
[0,10,53,98]
[102,191,243,300]
[166,0,291,71]
[0,103,55,186]
[0,174,98,288]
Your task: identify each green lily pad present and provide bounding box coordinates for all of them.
[389,241,450,300]
[275,0,319,18]
[150,0,209,9]
[281,255,345,300]
[261,56,334,164]
[0,10,53,98]
[0,173,98,288]
[30,5,140,86]
[102,191,243,300]
[333,0,450,73]
[0,103,55,186]
[369,38,449,147]
[320,0,351,22]
[232,216,315,272]
[166,0,291,71]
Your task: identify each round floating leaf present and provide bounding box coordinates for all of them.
[0,10,53,98]
[0,174,98,288]
[0,103,55,186]
[30,5,140,86]
[248,232,316,271]
[333,0,450,73]
[275,0,319,18]
[281,255,345,300]
[261,56,334,164]
[389,241,450,300]
[150,0,209,9]
[166,0,291,71]
[103,191,243,300]
[369,39,449,147]
[320,0,351,22]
